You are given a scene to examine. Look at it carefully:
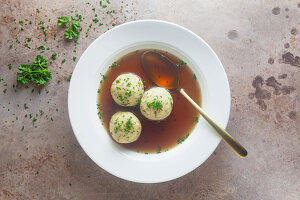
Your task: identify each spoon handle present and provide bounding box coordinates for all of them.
[179,89,247,158]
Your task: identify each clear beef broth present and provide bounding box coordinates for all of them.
[98,49,201,153]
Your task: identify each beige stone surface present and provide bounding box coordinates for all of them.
[0,0,299,199]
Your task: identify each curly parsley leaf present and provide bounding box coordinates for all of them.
[57,16,69,27]
[17,55,52,86]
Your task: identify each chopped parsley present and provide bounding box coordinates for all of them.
[156,145,161,154]
[109,61,118,68]
[125,90,131,96]
[192,115,199,122]
[176,59,186,67]
[37,45,45,50]
[124,117,133,132]
[101,73,108,79]
[177,133,190,144]
[66,75,72,81]
[193,74,197,80]
[147,99,163,113]
[51,53,57,60]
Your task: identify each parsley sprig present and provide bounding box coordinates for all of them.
[57,16,81,40]
[17,55,52,86]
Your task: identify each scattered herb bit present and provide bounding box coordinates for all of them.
[101,73,107,79]
[33,118,37,122]
[66,75,72,81]
[147,100,163,112]
[176,59,186,67]
[156,145,161,154]
[3,89,7,93]
[123,116,134,132]
[39,110,44,115]
[24,104,29,109]
[21,126,24,131]
[17,55,52,86]
[125,90,131,96]
[24,43,31,49]
[27,38,31,42]
[110,62,118,68]
[96,104,101,109]
[62,59,66,63]
[51,53,57,60]
[8,64,12,70]
[192,115,199,122]
[193,74,197,80]
[97,89,100,93]
[36,8,40,13]
[93,18,99,23]
[37,45,45,50]
[72,56,76,61]
[177,133,190,144]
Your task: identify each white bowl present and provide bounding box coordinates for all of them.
[68,20,230,183]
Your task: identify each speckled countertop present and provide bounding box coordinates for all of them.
[0,0,299,199]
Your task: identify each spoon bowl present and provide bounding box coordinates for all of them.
[141,51,179,89]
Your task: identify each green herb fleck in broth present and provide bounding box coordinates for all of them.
[193,74,197,80]
[192,115,199,122]
[176,59,186,67]
[156,145,161,154]
[177,133,190,144]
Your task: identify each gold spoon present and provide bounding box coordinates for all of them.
[141,51,247,158]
